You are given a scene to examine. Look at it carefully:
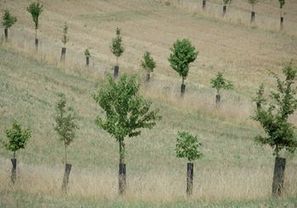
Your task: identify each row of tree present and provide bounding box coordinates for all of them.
[199,0,286,29]
[2,63,297,197]
[2,3,235,102]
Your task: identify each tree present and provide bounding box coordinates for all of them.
[93,74,161,195]
[2,121,31,184]
[222,0,232,16]
[54,93,78,193]
[141,51,156,81]
[202,0,207,10]
[2,10,17,41]
[168,39,198,96]
[210,72,233,106]
[84,49,91,67]
[176,131,202,196]
[60,23,69,62]
[27,1,43,51]
[248,0,259,23]
[279,0,285,30]
[110,27,124,78]
[252,63,297,197]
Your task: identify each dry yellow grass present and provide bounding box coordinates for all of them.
[1,0,297,205]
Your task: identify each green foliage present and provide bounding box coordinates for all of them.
[248,0,259,5]
[111,27,124,59]
[3,121,31,155]
[54,93,78,147]
[168,39,198,79]
[210,72,233,94]
[223,0,232,5]
[61,23,69,45]
[84,49,91,57]
[141,51,156,73]
[93,74,161,142]
[279,0,285,8]
[27,1,43,30]
[252,64,297,156]
[2,10,17,29]
[176,131,202,162]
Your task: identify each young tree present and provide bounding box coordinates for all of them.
[279,0,285,30]
[84,49,91,67]
[222,0,232,16]
[2,10,17,41]
[2,121,31,184]
[27,1,43,51]
[210,72,233,106]
[60,23,69,62]
[168,39,198,96]
[141,51,156,81]
[252,63,297,197]
[176,131,202,196]
[248,0,259,23]
[202,0,207,10]
[54,93,78,193]
[93,74,161,195]
[110,27,124,78]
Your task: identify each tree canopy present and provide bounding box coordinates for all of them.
[210,72,233,94]
[2,10,17,29]
[252,64,297,156]
[176,131,202,162]
[93,74,161,142]
[141,51,156,73]
[3,121,31,155]
[168,39,198,79]
[27,1,43,30]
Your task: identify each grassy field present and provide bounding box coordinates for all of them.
[1,0,297,207]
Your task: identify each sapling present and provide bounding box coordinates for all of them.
[168,39,198,96]
[2,10,17,41]
[176,131,202,196]
[84,49,91,67]
[222,0,232,16]
[202,0,206,10]
[110,27,124,78]
[252,63,297,197]
[27,1,43,51]
[279,0,285,30]
[54,93,78,193]
[141,51,156,81]
[60,23,69,62]
[210,72,233,106]
[93,74,161,195]
[248,0,259,23]
[2,121,31,184]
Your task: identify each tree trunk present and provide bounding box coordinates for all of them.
[272,157,286,197]
[186,162,194,196]
[114,65,119,78]
[146,72,151,81]
[222,5,227,16]
[62,163,72,193]
[250,5,255,23]
[60,47,66,62]
[280,16,284,30]
[119,140,126,195]
[181,77,186,96]
[280,7,284,31]
[11,152,16,184]
[35,29,39,51]
[202,0,206,10]
[86,56,90,67]
[216,94,221,106]
[4,28,8,42]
